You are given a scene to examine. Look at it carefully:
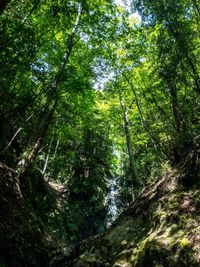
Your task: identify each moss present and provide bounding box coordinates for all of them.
[106,215,151,253]
[116,249,133,263]
[128,236,196,267]
[63,172,200,267]
[130,238,169,267]
[112,188,199,267]
[179,238,190,249]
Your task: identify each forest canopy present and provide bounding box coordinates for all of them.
[0,0,199,266]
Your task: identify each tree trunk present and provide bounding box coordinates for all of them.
[15,3,82,183]
[16,101,57,181]
[120,97,140,191]
[169,80,185,134]
[121,71,171,160]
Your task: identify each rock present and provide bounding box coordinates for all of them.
[67,174,200,267]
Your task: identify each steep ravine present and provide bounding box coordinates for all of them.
[58,169,200,267]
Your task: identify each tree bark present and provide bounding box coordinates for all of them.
[15,3,82,182]
[120,97,140,190]
[121,71,172,160]
[169,81,185,134]
[16,101,57,181]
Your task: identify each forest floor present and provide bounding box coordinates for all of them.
[58,166,200,267]
[1,153,200,267]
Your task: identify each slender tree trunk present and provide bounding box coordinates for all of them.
[169,24,200,95]
[42,136,53,178]
[120,97,140,192]
[15,3,82,184]
[139,74,168,117]
[55,3,82,84]
[169,81,185,134]
[49,139,60,181]
[22,0,41,23]
[16,101,57,181]
[121,71,172,160]
[186,55,200,94]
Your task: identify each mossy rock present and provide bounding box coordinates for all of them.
[63,173,200,267]
[130,237,198,267]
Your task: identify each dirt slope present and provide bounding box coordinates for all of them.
[61,168,200,267]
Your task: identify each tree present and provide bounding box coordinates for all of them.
[65,119,113,240]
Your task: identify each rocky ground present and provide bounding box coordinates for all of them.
[58,167,200,267]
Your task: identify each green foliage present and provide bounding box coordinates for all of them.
[0,0,200,265]
[65,120,113,240]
